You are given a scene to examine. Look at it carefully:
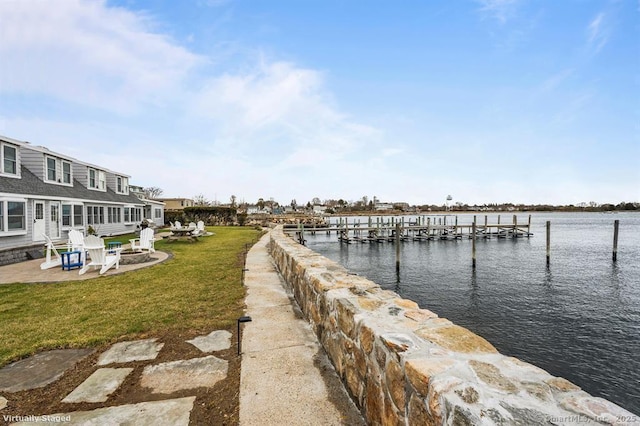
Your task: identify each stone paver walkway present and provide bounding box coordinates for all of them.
[1,332,231,425]
[62,368,134,403]
[10,397,197,426]
[0,349,94,393]
[97,338,164,365]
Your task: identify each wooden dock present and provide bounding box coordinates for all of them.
[285,215,533,244]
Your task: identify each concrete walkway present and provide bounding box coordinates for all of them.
[240,232,364,426]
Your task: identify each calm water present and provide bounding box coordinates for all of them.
[305,212,640,413]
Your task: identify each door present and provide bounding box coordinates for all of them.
[33,200,46,241]
[50,202,61,239]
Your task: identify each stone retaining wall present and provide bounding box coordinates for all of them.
[268,226,636,425]
[0,244,42,267]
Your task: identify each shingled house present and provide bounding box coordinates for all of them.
[0,135,164,266]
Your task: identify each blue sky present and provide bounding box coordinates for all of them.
[1,0,638,206]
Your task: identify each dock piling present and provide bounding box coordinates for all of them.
[613,220,619,262]
[472,221,477,269]
[395,223,401,272]
[546,221,551,267]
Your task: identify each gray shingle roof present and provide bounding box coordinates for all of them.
[0,166,142,204]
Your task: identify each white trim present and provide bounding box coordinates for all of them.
[50,201,62,239]
[87,167,107,192]
[1,141,20,178]
[0,197,28,236]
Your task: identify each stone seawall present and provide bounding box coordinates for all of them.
[268,226,637,425]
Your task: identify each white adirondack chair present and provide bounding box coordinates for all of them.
[40,234,66,269]
[79,235,121,275]
[67,229,86,264]
[173,221,182,230]
[130,227,155,253]
[67,229,84,250]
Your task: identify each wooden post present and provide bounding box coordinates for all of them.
[395,223,401,272]
[613,220,619,262]
[546,221,551,267]
[299,223,305,245]
[472,220,477,269]
[484,215,488,238]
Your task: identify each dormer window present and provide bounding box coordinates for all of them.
[46,157,56,181]
[44,155,72,185]
[88,167,106,191]
[1,143,18,176]
[63,162,71,184]
[116,176,129,194]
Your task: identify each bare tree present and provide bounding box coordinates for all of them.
[230,195,237,208]
[193,194,210,206]
[144,186,164,199]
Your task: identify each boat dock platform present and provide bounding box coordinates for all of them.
[285,215,533,244]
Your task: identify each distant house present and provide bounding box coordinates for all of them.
[312,205,327,215]
[0,135,163,266]
[246,205,271,215]
[155,198,194,211]
[375,203,393,211]
[130,185,165,227]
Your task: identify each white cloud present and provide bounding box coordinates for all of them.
[191,59,380,160]
[477,0,520,24]
[0,0,202,113]
[539,69,575,93]
[587,12,609,54]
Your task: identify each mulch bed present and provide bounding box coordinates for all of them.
[0,328,241,426]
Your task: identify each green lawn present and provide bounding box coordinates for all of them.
[0,226,262,367]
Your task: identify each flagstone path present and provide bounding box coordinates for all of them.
[0,331,232,425]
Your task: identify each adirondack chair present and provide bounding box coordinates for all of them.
[67,229,85,250]
[40,234,65,269]
[79,235,121,275]
[173,221,182,229]
[130,227,155,253]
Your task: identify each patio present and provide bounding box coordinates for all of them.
[0,251,170,285]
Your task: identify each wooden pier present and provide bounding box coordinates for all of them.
[285,214,533,245]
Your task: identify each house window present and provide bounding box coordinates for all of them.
[154,208,162,219]
[62,204,84,227]
[44,156,72,184]
[88,168,106,190]
[107,207,122,224]
[62,204,71,226]
[89,169,96,188]
[86,206,104,225]
[124,206,141,223]
[3,201,26,232]
[98,171,106,190]
[2,144,18,175]
[46,157,56,181]
[63,162,71,184]
[116,176,128,194]
[0,202,3,231]
[74,205,84,226]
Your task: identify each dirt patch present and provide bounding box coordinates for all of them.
[0,328,241,426]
